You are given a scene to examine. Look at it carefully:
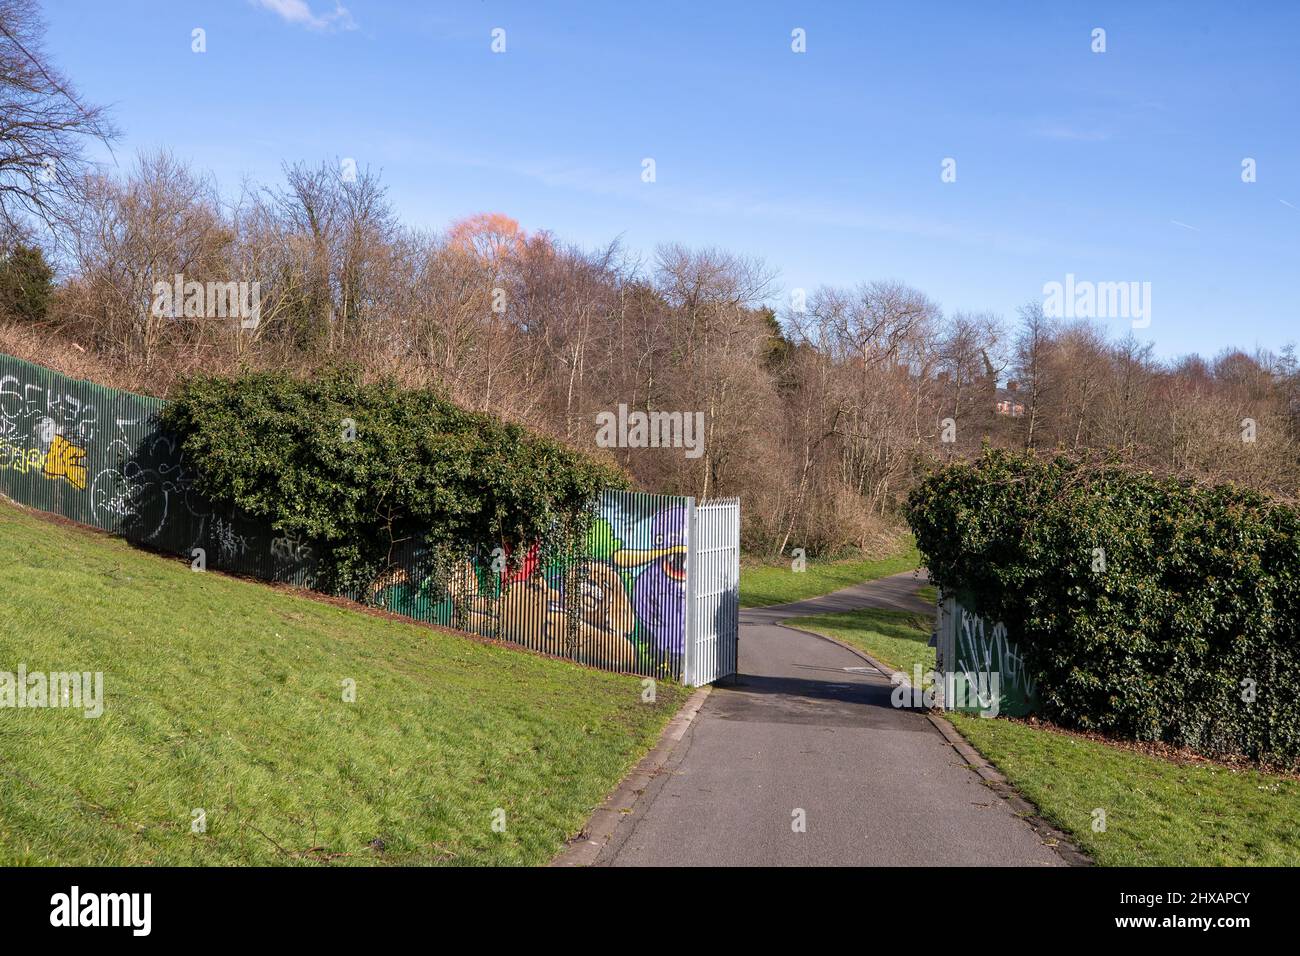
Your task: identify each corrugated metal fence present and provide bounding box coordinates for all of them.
[933,593,1036,716]
[0,352,739,684]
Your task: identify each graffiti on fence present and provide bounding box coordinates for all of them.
[368,493,690,676]
[1,368,160,519]
[952,604,1037,717]
[0,381,93,495]
[42,435,88,490]
[0,433,88,490]
[0,438,44,476]
[0,357,270,574]
[1,353,696,680]
[613,503,688,658]
[1,373,100,444]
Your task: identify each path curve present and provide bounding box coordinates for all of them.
[594,571,1064,866]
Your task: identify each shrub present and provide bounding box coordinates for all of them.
[161,368,628,593]
[0,242,55,323]
[906,448,1300,768]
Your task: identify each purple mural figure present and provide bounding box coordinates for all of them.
[614,505,688,658]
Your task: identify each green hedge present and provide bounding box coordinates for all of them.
[161,368,628,592]
[906,449,1300,768]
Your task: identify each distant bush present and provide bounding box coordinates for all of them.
[907,449,1300,768]
[162,368,628,593]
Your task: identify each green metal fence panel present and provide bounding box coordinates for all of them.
[934,593,1036,717]
[0,353,699,681]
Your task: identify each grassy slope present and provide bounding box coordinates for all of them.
[740,544,922,608]
[950,716,1300,866]
[787,606,1300,866]
[0,501,686,866]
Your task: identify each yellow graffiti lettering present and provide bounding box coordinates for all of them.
[43,435,87,490]
[0,440,45,475]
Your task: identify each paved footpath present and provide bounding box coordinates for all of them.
[594,572,1064,866]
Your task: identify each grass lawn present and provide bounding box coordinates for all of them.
[0,501,687,866]
[740,543,922,607]
[788,606,1300,866]
[950,716,1300,866]
[785,607,935,681]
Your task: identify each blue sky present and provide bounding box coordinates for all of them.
[41,0,1300,360]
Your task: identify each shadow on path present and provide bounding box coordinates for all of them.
[595,570,1064,866]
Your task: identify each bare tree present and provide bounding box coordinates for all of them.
[653,244,776,500]
[1013,301,1056,449]
[61,151,228,378]
[936,311,1002,429]
[0,0,115,242]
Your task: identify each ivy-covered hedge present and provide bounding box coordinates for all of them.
[906,449,1300,768]
[161,368,628,593]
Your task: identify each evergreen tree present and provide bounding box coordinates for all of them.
[0,241,55,322]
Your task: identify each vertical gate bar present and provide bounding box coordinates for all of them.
[683,495,697,686]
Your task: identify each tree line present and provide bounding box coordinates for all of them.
[1,0,1296,559]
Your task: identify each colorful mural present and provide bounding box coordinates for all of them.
[0,352,696,681]
[367,491,691,678]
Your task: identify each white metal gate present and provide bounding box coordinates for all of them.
[683,497,740,687]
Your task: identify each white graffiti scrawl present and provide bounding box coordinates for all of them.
[955,606,1037,709]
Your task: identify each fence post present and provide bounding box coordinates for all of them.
[935,592,957,709]
[682,496,698,686]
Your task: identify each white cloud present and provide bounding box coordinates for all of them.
[252,0,356,32]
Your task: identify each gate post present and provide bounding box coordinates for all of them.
[682,496,698,686]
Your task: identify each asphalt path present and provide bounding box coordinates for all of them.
[595,572,1065,866]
